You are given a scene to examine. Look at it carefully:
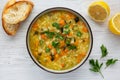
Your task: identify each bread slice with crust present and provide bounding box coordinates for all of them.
[2,0,20,35]
[2,0,34,35]
[2,20,20,35]
[3,1,34,24]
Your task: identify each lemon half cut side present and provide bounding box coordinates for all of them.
[88,1,110,22]
[109,13,120,35]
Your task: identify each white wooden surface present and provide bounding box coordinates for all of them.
[0,0,120,80]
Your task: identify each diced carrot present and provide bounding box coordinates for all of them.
[41,34,47,39]
[60,49,68,57]
[82,26,88,32]
[48,44,52,49]
[61,15,65,19]
[70,24,74,28]
[61,63,65,67]
[64,48,69,53]
[60,50,65,56]
[63,12,74,20]
[54,54,60,61]
[46,56,51,62]
[83,38,89,42]
[77,55,82,63]
[82,23,88,32]
[74,40,79,46]
[68,32,73,36]
[77,53,86,63]
[55,54,59,59]
[35,39,39,47]
[33,23,38,30]
[81,53,86,57]
[77,58,81,63]
[59,20,65,26]
[66,15,71,20]
[60,41,65,47]
[67,13,75,19]
[53,48,57,55]
[33,51,38,57]
[78,21,82,25]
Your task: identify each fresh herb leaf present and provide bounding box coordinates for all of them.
[76,31,82,37]
[56,48,61,54]
[47,32,55,38]
[59,36,64,40]
[43,31,55,38]
[64,24,69,28]
[45,47,50,53]
[89,59,104,78]
[73,25,78,31]
[52,40,59,48]
[65,38,71,45]
[39,40,44,45]
[52,22,60,29]
[55,33,64,40]
[101,44,108,58]
[105,59,118,68]
[89,44,118,78]
[63,29,70,34]
[68,45,76,50]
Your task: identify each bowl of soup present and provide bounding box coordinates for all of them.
[26,7,93,73]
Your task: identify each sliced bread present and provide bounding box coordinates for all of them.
[2,0,20,35]
[3,1,34,24]
[2,20,20,35]
[2,0,34,36]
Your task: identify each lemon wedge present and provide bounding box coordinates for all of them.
[88,1,110,22]
[109,13,120,35]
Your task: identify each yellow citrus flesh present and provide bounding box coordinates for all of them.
[88,1,110,22]
[109,13,120,35]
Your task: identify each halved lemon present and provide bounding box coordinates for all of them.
[109,13,120,35]
[88,1,110,22]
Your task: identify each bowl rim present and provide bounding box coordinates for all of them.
[26,7,93,74]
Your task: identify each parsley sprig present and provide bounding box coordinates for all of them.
[105,59,118,68]
[89,44,118,79]
[89,59,104,78]
[101,44,108,58]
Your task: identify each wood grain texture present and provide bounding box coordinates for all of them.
[0,0,120,80]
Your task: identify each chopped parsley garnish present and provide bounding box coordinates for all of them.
[68,45,76,50]
[45,47,50,53]
[55,33,64,40]
[65,38,71,45]
[52,22,60,29]
[52,40,59,48]
[43,31,55,38]
[64,24,69,28]
[63,29,70,34]
[76,31,82,37]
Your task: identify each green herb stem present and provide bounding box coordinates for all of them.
[99,71,104,78]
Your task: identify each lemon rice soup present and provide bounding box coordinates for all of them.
[28,10,91,71]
